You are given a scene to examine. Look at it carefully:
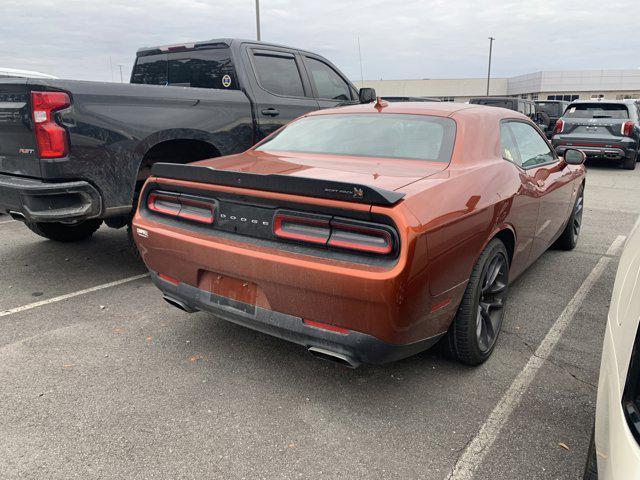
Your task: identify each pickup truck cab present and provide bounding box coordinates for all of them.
[0,38,375,242]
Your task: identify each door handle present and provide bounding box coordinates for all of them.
[261,108,280,117]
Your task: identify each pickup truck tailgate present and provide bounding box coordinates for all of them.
[0,80,40,177]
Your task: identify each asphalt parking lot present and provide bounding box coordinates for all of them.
[0,160,638,480]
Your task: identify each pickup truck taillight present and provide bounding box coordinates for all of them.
[273,210,396,255]
[622,121,636,137]
[554,119,564,135]
[31,91,70,158]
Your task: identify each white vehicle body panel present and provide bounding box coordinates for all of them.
[596,217,640,478]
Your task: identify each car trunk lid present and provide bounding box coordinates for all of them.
[561,118,627,141]
[190,149,448,194]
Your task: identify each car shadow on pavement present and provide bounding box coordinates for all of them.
[181,307,470,389]
[584,157,629,170]
[0,224,145,310]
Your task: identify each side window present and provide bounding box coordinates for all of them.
[506,122,555,168]
[252,52,305,97]
[167,49,237,90]
[131,54,168,85]
[305,57,352,101]
[500,123,521,165]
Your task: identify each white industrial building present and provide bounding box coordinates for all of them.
[355,69,640,102]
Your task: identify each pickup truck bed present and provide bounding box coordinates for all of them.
[0,77,251,222]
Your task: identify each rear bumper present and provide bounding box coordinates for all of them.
[0,173,102,222]
[151,271,445,365]
[553,139,637,160]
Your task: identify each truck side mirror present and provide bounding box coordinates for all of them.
[359,88,376,104]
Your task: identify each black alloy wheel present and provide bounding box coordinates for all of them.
[447,238,510,365]
[476,251,509,353]
[553,185,584,251]
[572,189,584,244]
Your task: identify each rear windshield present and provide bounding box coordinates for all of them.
[130,47,238,90]
[564,103,629,119]
[255,113,456,163]
[535,102,563,116]
[470,99,514,109]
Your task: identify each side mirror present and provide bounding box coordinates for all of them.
[359,87,376,104]
[564,148,586,165]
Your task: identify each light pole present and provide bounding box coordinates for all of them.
[255,0,261,41]
[486,37,494,96]
[357,36,364,87]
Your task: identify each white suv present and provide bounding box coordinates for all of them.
[586,218,640,478]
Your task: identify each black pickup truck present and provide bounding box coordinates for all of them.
[0,38,375,241]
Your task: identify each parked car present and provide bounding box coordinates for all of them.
[469,96,549,131]
[584,218,640,479]
[131,101,586,367]
[382,96,441,102]
[535,100,570,138]
[0,38,375,242]
[552,99,640,170]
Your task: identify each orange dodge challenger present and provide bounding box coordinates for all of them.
[132,101,586,367]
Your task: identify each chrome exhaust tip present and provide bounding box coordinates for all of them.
[8,211,25,221]
[163,295,198,313]
[307,346,360,368]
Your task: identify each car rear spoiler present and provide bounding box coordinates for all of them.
[151,163,405,206]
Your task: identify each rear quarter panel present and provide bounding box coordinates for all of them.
[400,108,535,304]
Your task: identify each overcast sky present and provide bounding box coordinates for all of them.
[3,0,638,83]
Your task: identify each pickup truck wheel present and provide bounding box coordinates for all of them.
[126,223,142,261]
[446,238,509,365]
[553,185,584,251]
[24,219,102,242]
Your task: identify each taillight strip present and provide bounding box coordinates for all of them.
[273,210,396,256]
[328,222,393,255]
[147,191,215,224]
[273,214,330,244]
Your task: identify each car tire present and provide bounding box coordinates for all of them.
[553,184,584,251]
[623,154,636,170]
[24,219,102,242]
[583,425,598,480]
[126,222,142,261]
[447,238,509,365]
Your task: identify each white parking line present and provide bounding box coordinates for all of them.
[446,235,627,480]
[0,219,15,225]
[0,273,149,318]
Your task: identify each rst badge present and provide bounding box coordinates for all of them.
[18,148,35,154]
